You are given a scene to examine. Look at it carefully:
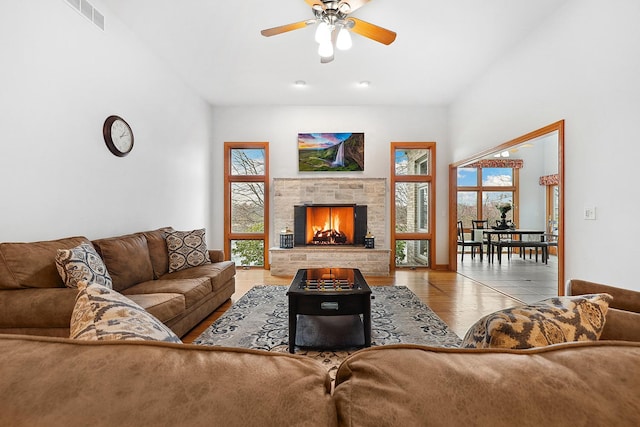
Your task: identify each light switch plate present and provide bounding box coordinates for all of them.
[584,206,596,220]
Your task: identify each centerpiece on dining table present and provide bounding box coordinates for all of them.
[493,203,513,230]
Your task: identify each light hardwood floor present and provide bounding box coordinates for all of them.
[182,268,524,343]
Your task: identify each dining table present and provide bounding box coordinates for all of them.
[482,229,546,263]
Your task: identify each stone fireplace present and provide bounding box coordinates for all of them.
[270,178,389,276]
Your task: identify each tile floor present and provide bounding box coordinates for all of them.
[457,250,559,304]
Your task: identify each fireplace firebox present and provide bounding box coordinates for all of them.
[294,204,367,246]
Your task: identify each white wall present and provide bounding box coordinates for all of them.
[450,0,640,290]
[517,143,547,230]
[210,106,450,265]
[0,1,212,242]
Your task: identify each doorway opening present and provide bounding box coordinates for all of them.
[449,120,564,298]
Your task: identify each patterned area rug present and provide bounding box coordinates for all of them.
[195,285,461,375]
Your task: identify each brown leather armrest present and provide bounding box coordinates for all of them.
[566,279,640,313]
[600,308,640,342]
[208,250,225,263]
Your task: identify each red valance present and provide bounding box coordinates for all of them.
[539,174,559,186]
[466,159,524,169]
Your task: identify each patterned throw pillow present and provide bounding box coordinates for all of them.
[56,242,113,289]
[70,280,181,343]
[461,293,613,349]
[166,228,211,273]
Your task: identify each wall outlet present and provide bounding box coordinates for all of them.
[584,206,596,220]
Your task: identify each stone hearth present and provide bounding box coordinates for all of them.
[270,246,390,276]
[270,178,389,276]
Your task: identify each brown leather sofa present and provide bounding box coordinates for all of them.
[0,280,639,426]
[0,335,638,426]
[336,278,640,426]
[0,228,235,338]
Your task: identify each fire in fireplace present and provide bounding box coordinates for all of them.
[307,205,353,244]
[294,204,367,246]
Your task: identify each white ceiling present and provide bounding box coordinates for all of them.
[103,0,569,107]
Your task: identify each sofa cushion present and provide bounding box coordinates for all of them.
[140,227,173,279]
[0,335,338,427]
[92,234,154,292]
[122,278,211,309]
[126,293,185,324]
[55,242,112,289]
[461,293,612,349]
[166,229,211,273]
[333,343,640,427]
[70,280,181,343]
[0,288,78,329]
[159,261,236,292]
[0,236,89,289]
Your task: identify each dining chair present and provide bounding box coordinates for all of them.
[541,233,558,264]
[494,232,515,263]
[523,234,549,262]
[471,219,489,255]
[542,219,559,263]
[457,221,483,261]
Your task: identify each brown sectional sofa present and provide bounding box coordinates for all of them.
[0,336,638,426]
[334,341,640,426]
[0,279,639,426]
[0,228,235,338]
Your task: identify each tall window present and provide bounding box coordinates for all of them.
[391,142,435,268]
[224,142,269,267]
[457,164,519,228]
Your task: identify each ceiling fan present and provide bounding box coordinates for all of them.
[260,0,396,63]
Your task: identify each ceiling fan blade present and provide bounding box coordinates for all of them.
[349,17,396,45]
[340,0,371,13]
[261,20,311,37]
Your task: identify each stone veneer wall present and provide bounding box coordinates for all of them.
[270,247,390,276]
[270,178,389,276]
[272,178,386,248]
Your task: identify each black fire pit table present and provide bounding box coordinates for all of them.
[287,268,372,354]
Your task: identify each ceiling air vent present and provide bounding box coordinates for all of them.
[65,0,104,31]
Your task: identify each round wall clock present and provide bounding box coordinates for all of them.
[103,115,134,157]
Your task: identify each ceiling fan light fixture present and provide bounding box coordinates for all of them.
[318,40,334,58]
[338,2,351,13]
[315,22,331,43]
[260,1,396,63]
[336,27,352,50]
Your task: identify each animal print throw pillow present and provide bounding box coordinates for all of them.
[461,293,612,349]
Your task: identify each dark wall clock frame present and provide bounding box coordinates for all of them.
[103,115,134,157]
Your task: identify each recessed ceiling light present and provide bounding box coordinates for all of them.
[358,81,371,88]
[294,80,307,87]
